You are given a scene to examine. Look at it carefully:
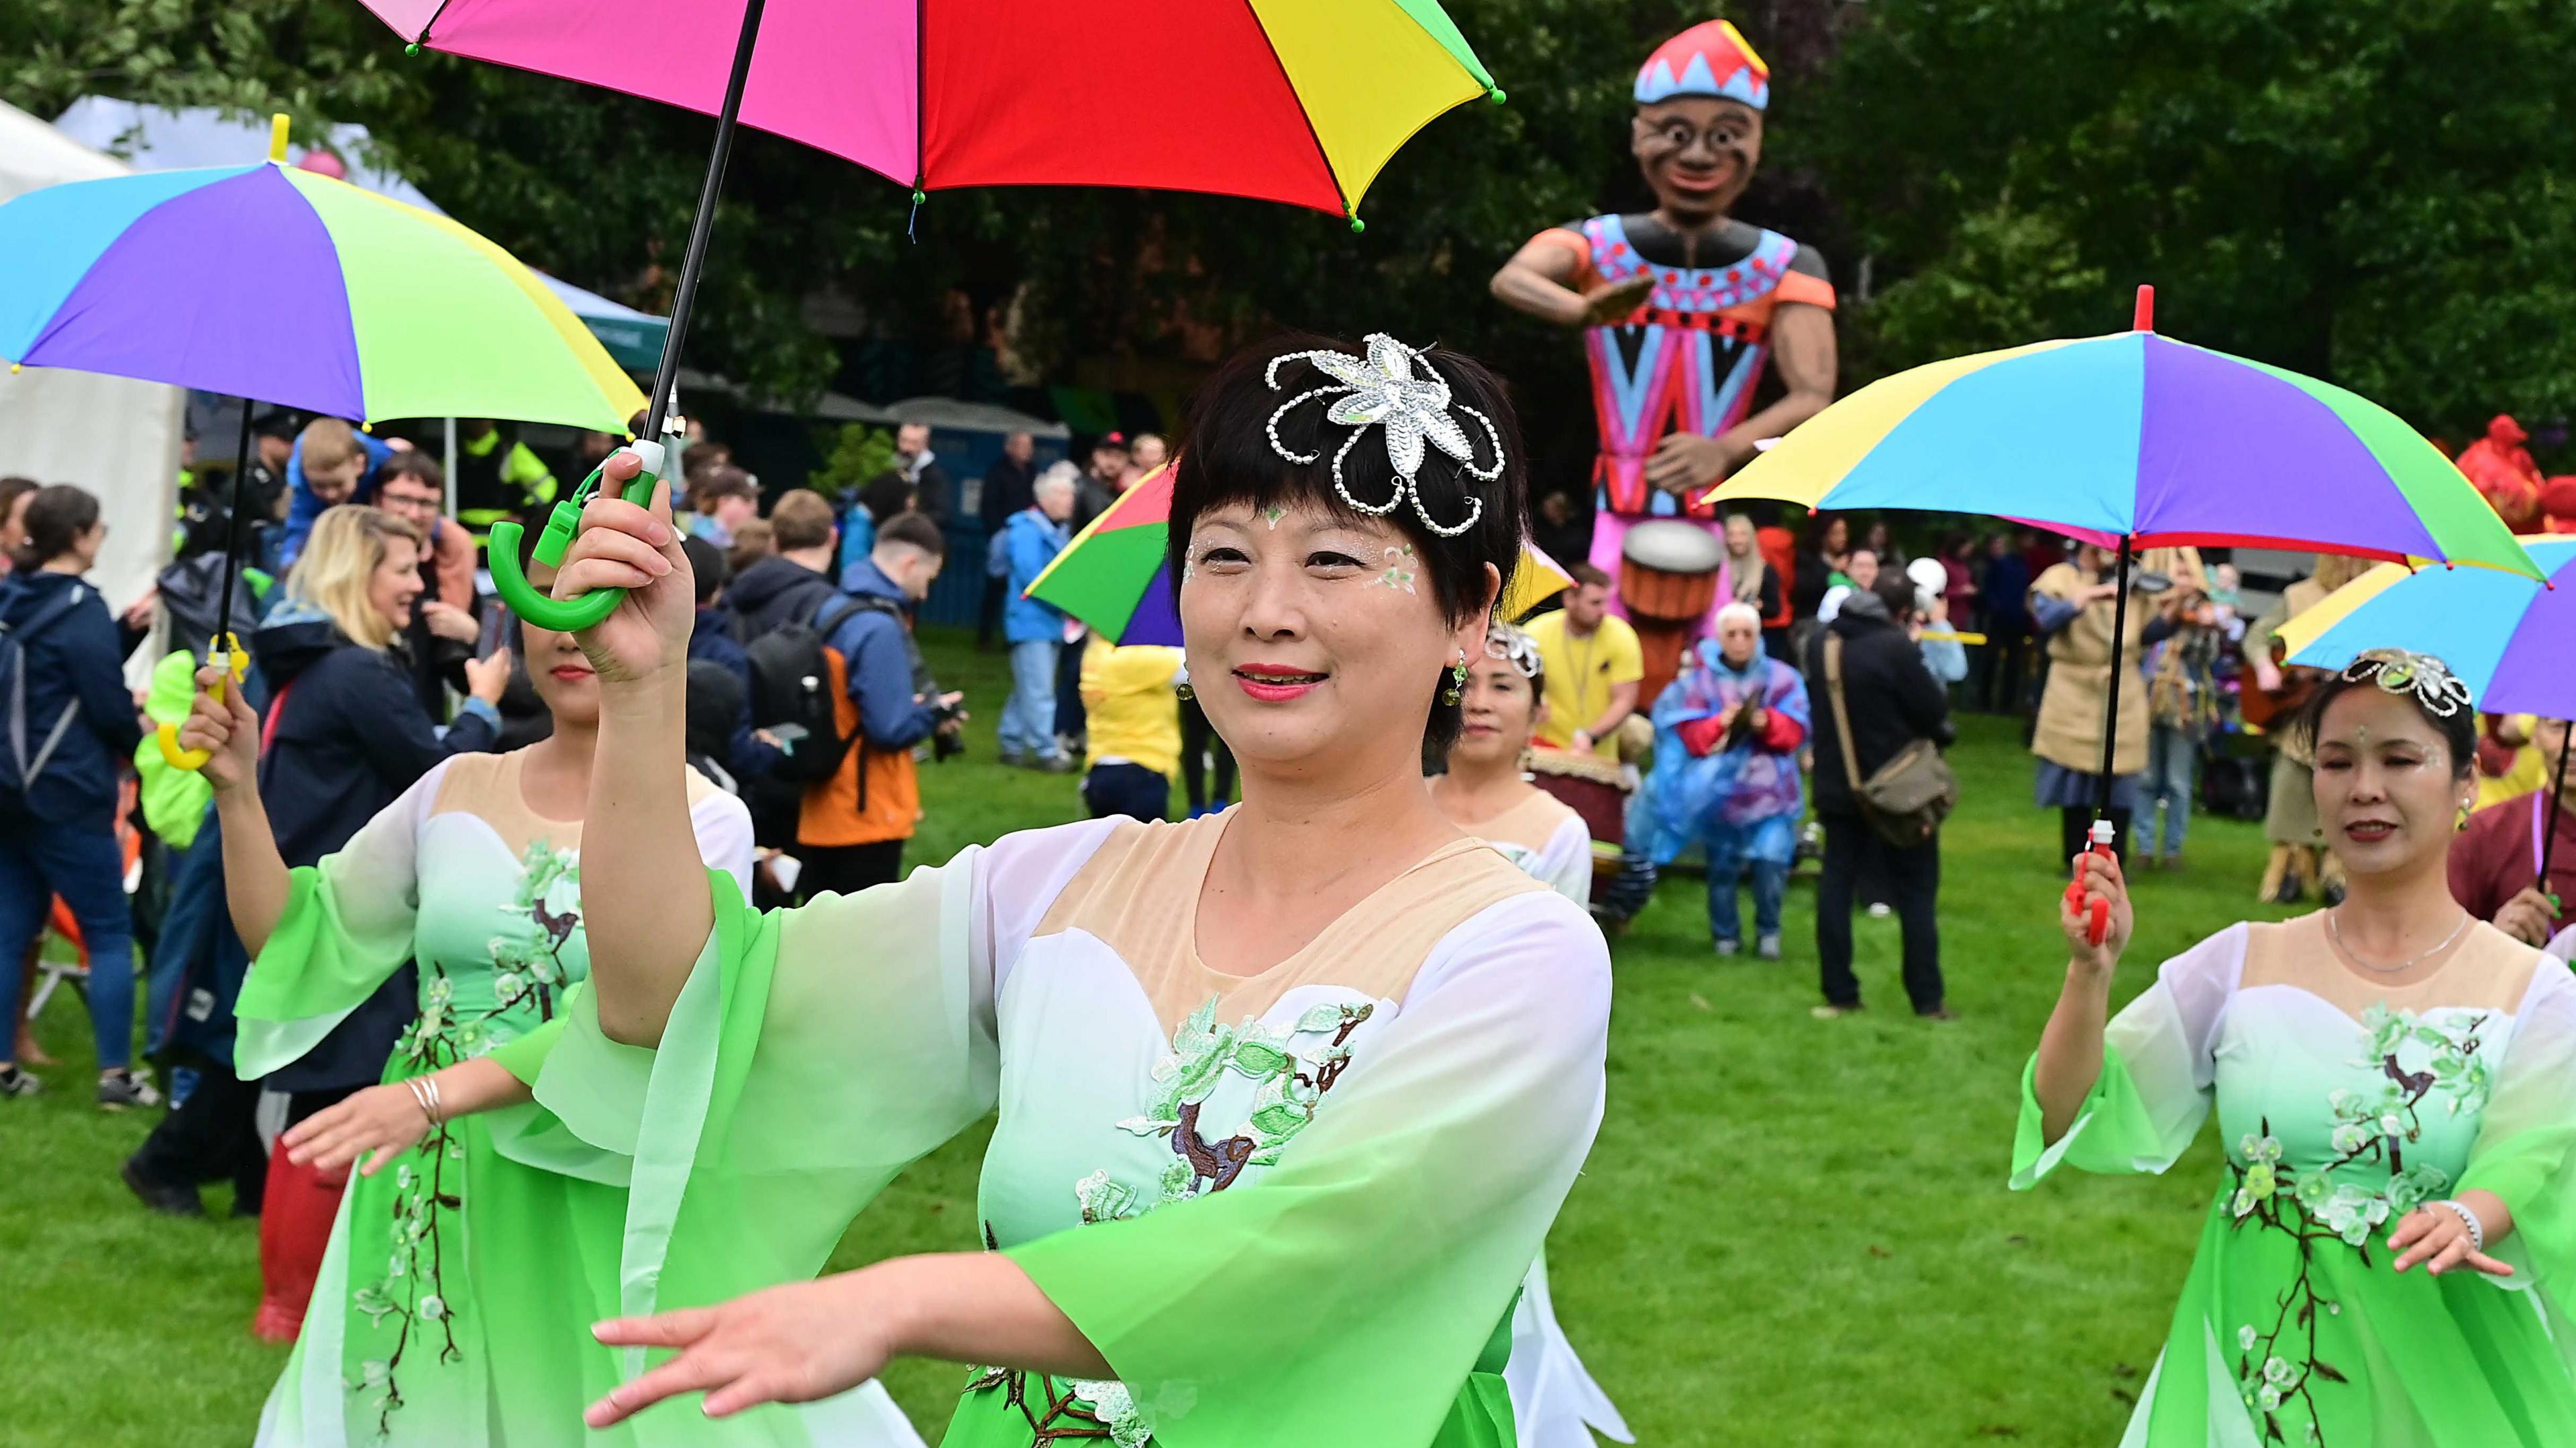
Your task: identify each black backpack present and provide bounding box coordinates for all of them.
[0,586,92,804]
[737,587,867,785]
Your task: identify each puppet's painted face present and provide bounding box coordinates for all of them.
[1631,97,1762,221]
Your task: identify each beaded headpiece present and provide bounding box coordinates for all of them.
[2339,649,2473,718]
[1265,334,1504,539]
[1484,622,1543,681]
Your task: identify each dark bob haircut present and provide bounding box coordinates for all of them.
[1167,333,1532,754]
[2292,651,2477,781]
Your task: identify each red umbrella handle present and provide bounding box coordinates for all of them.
[2063,820,2117,946]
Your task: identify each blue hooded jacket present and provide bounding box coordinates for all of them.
[0,571,144,830]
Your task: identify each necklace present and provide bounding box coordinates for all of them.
[2326,906,2471,974]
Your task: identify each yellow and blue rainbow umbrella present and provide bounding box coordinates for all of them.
[1712,289,2536,578]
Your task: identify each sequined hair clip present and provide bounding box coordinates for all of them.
[2340,649,2472,718]
[1265,333,1504,539]
[1484,623,1542,679]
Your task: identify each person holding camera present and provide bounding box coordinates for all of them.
[728,492,963,899]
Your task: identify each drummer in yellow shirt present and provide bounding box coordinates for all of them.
[1525,563,1645,763]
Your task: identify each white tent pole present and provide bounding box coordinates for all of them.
[443,416,459,517]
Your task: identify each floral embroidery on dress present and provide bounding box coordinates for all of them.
[966,997,1375,1444]
[2220,1006,2492,1446]
[348,841,583,1435]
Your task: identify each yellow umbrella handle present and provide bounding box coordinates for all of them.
[156,633,250,772]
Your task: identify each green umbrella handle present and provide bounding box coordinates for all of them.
[488,441,667,632]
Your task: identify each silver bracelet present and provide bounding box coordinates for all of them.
[405,1075,443,1127]
[2434,1199,2484,1253]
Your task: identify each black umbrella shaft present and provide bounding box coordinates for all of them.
[640,0,771,445]
[2543,720,2572,891]
[2093,536,2135,821]
[216,398,256,644]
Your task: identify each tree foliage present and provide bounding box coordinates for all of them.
[1811,0,2576,437]
[10,0,2572,455]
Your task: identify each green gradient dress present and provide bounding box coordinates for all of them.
[522,812,1611,1447]
[233,753,920,1447]
[2013,914,2576,1446]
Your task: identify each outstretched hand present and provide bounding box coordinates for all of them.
[279,1081,431,1178]
[2389,1196,2514,1278]
[586,1275,894,1427]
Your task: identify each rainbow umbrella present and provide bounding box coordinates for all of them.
[1713,286,2542,943]
[366,0,1498,226]
[367,0,1505,630]
[0,115,644,767]
[1026,464,1571,645]
[2278,537,2576,719]
[0,133,643,428]
[1711,290,2536,575]
[2277,537,2576,893]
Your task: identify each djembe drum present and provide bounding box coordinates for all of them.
[1525,745,1635,920]
[1619,520,1726,710]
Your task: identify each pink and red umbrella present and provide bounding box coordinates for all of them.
[375,0,1505,630]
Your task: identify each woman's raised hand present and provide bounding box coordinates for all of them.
[551,454,695,688]
[2059,845,2134,975]
[586,1275,897,1427]
[178,662,261,791]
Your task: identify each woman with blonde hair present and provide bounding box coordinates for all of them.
[237,504,513,1342]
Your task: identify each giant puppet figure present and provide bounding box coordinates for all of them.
[1491,18,1837,628]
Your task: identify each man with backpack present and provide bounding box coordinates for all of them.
[725,492,960,899]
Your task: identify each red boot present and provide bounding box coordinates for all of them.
[252,1148,347,1343]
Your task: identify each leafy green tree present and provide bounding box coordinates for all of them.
[1812,0,2576,437]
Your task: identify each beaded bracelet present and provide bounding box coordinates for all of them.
[2433,1199,2484,1253]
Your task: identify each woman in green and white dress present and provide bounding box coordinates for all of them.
[182,602,920,1446]
[2020,650,2576,1446]
[1432,622,1630,1448]
[533,333,1611,1447]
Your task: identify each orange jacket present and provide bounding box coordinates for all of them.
[797,646,920,847]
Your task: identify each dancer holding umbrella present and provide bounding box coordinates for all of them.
[1711,285,2540,937]
[1716,291,2565,1439]
[0,118,874,1447]
[2276,535,2576,948]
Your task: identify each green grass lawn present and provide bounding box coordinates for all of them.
[0,628,2304,1447]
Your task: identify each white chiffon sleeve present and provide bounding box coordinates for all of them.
[2012,924,2245,1186]
[1529,814,1595,907]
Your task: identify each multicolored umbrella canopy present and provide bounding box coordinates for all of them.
[364,0,1500,224]
[1710,292,2540,579]
[2277,537,2576,720]
[0,158,645,429]
[1026,465,1571,645]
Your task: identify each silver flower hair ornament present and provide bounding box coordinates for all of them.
[2341,649,2473,718]
[1266,333,1505,539]
[1485,622,1543,680]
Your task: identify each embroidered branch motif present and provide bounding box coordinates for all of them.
[968,999,1373,1444]
[2220,1007,2493,1445]
[350,842,584,1433]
